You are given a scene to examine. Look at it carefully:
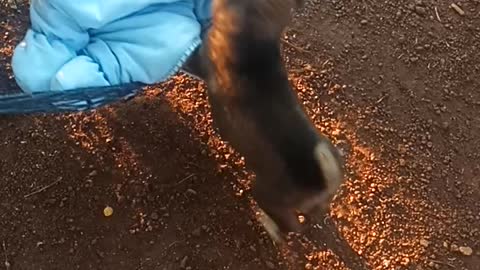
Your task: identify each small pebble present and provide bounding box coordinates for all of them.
[103,206,114,217]
[265,261,275,269]
[415,6,426,16]
[192,228,201,237]
[151,212,159,220]
[96,250,105,258]
[459,246,473,256]
[186,189,197,195]
[420,239,430,247]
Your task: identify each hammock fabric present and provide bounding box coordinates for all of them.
[0,53,205,115]
[0,83,146,114]
[0,45,207,115]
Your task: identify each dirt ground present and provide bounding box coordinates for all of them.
[1,1,479,269]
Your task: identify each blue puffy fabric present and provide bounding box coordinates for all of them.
[11,0,212,93]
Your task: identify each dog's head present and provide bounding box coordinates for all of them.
[251,132,345,243]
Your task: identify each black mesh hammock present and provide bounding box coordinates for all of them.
[0,41,206,115]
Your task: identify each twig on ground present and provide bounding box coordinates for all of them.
[24,177,62,198]
[2,241,10,270]
[168,241,179,249]
[376,94,388,104]
[174,174,195,186]
[185,161,201,169]
[451,3,465,16]
[281,39,309,53]
[429,259,455,268]
[434,6,442,22]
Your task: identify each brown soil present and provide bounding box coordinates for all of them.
[1,1,479,270]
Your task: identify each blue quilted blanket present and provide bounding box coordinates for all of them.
[11,0,212,94]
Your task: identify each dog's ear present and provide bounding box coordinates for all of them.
[314,141,344,195]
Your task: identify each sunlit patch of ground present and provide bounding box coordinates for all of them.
[289,72,467,269]
[64,110,144,175]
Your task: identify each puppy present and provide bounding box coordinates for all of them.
[200,0,344,242]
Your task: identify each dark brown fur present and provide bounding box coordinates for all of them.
[199,0,344,241]
[207,0,301,94]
